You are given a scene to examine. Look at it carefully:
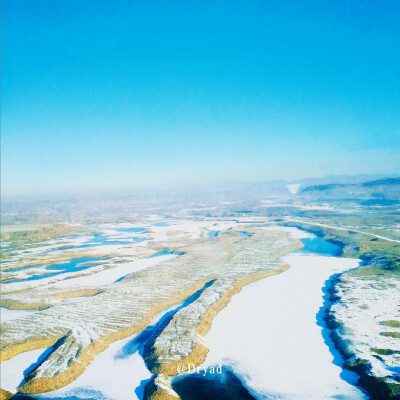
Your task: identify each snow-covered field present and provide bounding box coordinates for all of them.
[202,227,367,399]
[332,273,400,379]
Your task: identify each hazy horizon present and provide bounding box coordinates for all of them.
[2,1,400,198]
[2,172,399,204]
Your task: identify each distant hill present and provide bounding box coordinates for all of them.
[300,177,400,201]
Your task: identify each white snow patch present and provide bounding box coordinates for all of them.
[0,307,37,323]
[262,225,315,239]
[332,275,400,378]
[286,183,301,194]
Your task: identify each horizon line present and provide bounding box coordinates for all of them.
[1,172,398,204]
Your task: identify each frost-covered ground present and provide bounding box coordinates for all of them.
[331,272,400,382]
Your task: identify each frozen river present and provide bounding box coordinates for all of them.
[174,227,368,399]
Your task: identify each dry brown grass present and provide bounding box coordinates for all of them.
[150,390,180,400]
[0,335,63,362]
[0,298,50,311]
[0,389,14,400]
[53,289,103,301]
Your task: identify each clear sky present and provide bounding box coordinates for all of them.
[2,0,400,197]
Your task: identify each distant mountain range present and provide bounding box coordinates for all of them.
[299,177,400,201]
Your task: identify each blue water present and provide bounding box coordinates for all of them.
[5,227,149,284]
[30,229,148,257]
[5,257,105,283]
[297,235,342,256]
[111,227,147,233]
[150,250,175,257]
[153,222,169,226]
[208,231,219,237]
[239,231,253,237]
[84,233,146,247]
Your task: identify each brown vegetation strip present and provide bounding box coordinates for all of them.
[53,289,103,301]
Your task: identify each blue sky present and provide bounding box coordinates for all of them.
[2,0,400,197]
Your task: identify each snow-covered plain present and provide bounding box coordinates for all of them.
[202,227,367,399]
